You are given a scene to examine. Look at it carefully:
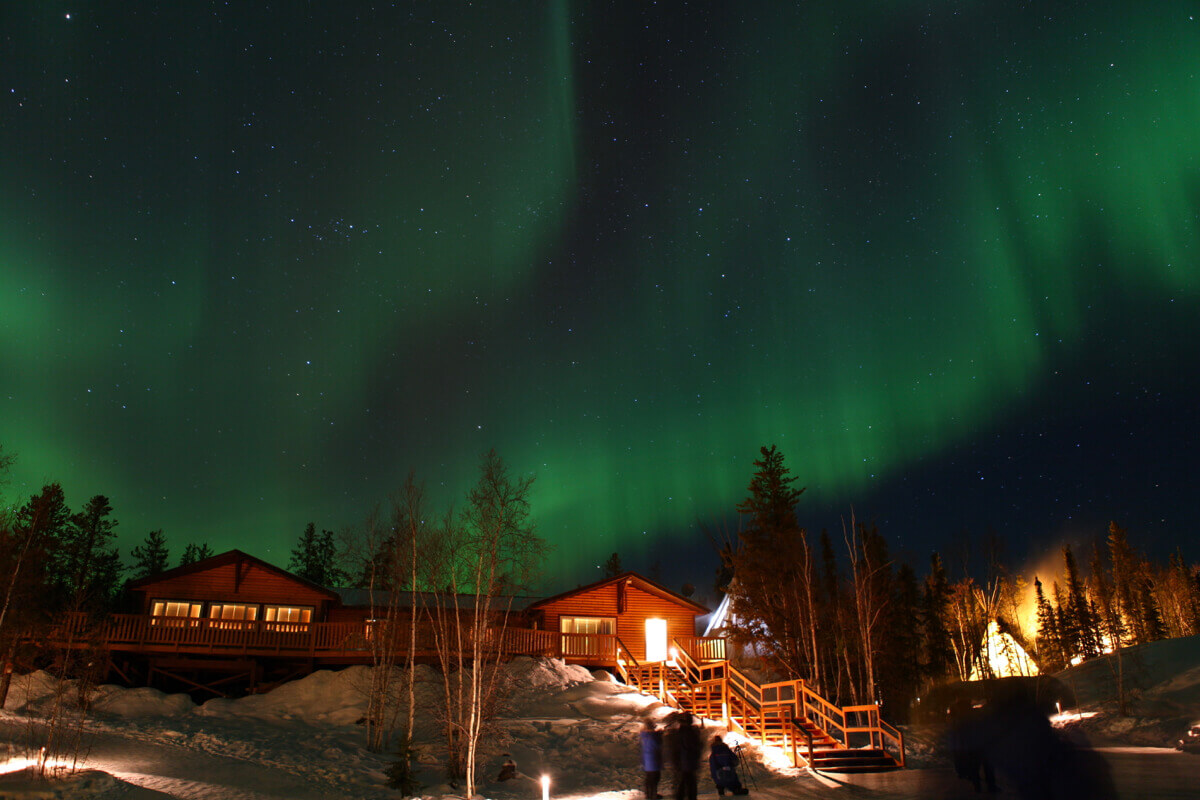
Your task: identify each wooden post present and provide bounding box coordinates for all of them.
[0,654,13,709]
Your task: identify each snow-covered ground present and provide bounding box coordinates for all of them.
[0,640,1196,799]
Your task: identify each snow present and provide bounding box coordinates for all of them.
[0,641,1196,799]
[1052,634,1200,747]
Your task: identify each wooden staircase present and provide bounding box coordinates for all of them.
[615,638,903,774]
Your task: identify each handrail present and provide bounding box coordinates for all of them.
[614,636,640,685]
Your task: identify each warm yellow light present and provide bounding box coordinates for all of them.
[0,757,36,775]
[970,620,1039,679]
[541,774,551,800]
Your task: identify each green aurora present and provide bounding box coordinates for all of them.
[2,3,1197,589]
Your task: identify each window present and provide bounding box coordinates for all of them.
[208,603,258,628]
[263,605,312,631]
[560,617,615,635]
[559,617,616,657]
[151,600,203,618]
[150,600,202,626]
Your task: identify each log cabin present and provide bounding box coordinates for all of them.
[35,551,905,770]
[524,571,715,665]
[45,551,719,694]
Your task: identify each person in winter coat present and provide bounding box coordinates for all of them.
[708,736,746,796]
[669,712,702,800]
[640,718,664,799]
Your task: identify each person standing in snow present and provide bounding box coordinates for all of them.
[640,718,664,799]
[708,735,746,796]
[670,712,702,800]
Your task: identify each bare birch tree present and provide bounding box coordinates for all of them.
[843,513,891,704]
[427,450,542,797]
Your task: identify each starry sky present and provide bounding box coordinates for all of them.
[2,3,1198,594]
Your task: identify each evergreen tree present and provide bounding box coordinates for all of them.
[289,523,348,587]
[1108,522,1145,644]
[1034,577,1064,671]
[602,551,622,579]
[1,484,64,650]
[130,530,171,579]
[1136,573,1166,642]
[920,552,955,684]
[13,484,72,554]
[1062,545,1100,659]
[1051,581,1077,663]
[178,542,213,566]
[51,495,123,613]
[1089,542,1125,652]
[1167,550,1200,636]
[727,446,826,691]
[879,562,921,720]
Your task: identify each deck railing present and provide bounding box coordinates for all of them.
[656,637,904,770]
[43,613,562,661]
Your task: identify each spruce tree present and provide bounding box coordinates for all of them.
[1136,573,1166,642]
[602,551,622,579]
[1108,522,1145,644]
[289,523,348,587]
[130,530,171,579]
[54,495,123,613]
[879,563,921,720]
[1062,545,1100,659]
[1034,577,1064,671]
[728,446,824,690]
[179,542,213,566]
[1089,542,1125,652]
[921,552,954,684]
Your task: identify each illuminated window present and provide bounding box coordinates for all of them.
[559,617,615,657]
[151,601,203,618]
[263,606,312,624]
[559,617,615,635]
[208,604,258,621]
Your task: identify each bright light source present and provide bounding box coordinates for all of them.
[541,774,551,800]
[0,757,36,775]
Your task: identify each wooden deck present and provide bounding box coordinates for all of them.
[41,614,726,667]
[37,615,900,770]
[616,637,905,772]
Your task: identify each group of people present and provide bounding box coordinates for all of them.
[640,712,749,800]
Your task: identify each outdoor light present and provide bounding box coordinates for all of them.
[541,774,550,800]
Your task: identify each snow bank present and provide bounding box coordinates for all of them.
[197,665,372,725]
[0,656,807,800]
[1051,634,1200,747]
[90,686,194,718]
[1059,634,1200,710]
[0,768,116,799]
[1,673,63,713]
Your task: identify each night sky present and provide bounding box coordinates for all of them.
[3,3,1198,594]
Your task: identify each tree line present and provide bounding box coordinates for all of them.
[0,446,545,795]
[718,445,1200,723]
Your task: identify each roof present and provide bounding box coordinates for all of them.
[334,588,545,610]
[127,549,342,601]
[525,571,710,615]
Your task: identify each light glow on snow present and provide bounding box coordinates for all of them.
[970,620,1039,679]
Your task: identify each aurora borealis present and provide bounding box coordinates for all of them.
[2,3,1198,592]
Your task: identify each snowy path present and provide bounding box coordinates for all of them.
[0,719,386,800]
[80,731,355,800]
[835,745,1197,800]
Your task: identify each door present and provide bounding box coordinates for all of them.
[645,617,668,663]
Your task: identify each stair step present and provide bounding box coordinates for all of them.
[809,749,899,773]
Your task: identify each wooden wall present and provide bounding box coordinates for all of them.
[133,560,333,618]
[534,581,698,663]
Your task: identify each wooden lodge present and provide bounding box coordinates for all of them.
[38,550,904,772]
[45,551,718,688]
